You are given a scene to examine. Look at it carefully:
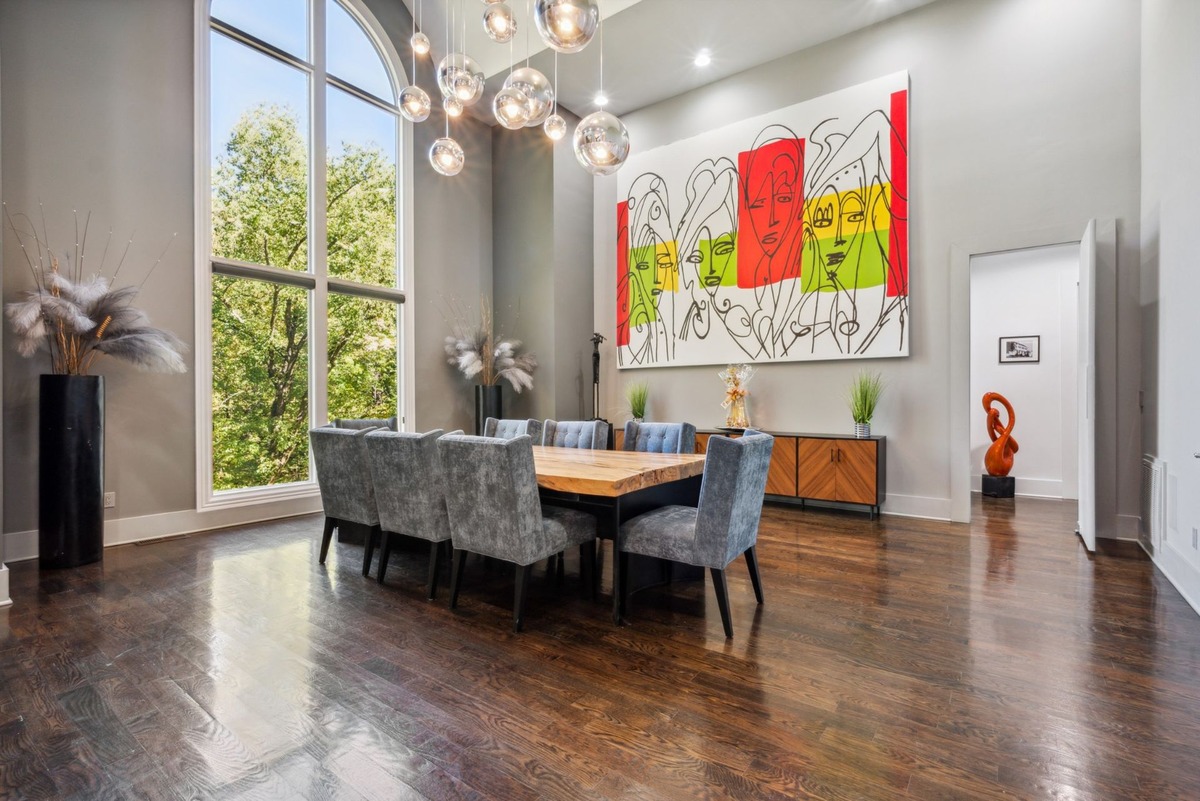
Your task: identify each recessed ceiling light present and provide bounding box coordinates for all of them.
[594,92,609,107]
[694,50,711,67]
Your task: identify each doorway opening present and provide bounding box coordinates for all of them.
[969,243,1080,504]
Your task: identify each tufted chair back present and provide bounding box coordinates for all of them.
[622,420,697,454]
[364,429,452,543]
[542,419,610,450]
[694,432,775,568]
[437,434,557,565]
[483,417,543,442]
[332,416,397,431]
[309,427,380,526]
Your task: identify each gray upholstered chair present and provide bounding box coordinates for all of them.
[332,416,398,431]
[437,433,597,632]
[542,419,610,450]
[364,429,456,599]
[622,420,697,454]
[309,426,382,577]
[483,417,543,443]
[618,431,774,638]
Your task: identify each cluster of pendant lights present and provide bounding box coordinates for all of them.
[398,0,630,177]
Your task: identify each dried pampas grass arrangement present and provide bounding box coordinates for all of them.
[4,205,187,376]
[443,295,537,393]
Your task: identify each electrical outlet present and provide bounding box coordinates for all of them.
[104,492,116,509]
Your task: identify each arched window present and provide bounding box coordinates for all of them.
[201,0,408,503]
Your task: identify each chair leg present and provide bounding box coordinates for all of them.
[319,517,336,564]
[556,550,566,584]
[449,549,467,609]
[426,540,444,600]
[362,525,380,577]
[744,545,764,605]
[617,550,630,621]
[376,531,393,584]
[710,568,734,639]
[513,563,532,633]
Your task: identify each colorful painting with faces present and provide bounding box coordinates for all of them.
[616,72,909,368]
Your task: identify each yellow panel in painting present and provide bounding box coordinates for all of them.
[653,241,679,293]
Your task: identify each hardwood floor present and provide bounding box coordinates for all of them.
[3,496,1200,799]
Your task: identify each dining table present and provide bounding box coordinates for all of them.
[531,445,707,624]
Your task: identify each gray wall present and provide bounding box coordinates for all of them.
[493,108,594,425]
[0,0,493,540]
[1141,0,1200,601]
[592,0,1143,523]
[1,0,197,534]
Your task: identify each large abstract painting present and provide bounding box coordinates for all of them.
[616,72,909,368]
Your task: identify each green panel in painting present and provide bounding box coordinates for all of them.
[684,234,738,289]
[626,244,661,325]
[802,228,891,293]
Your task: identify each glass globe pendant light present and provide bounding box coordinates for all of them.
[437,52,485,106]
[493,30,529,129]
[411,31,431,55]
[573,16,629,173]
[443,96,463,118]
[505,4,553,127]
[543,51,566,140]
[400,85,432,123]
[399,0,431,123]
[430,135,465,176]
[574,110,629,175]
[534,0,598,54]
[494,86,531,129]
[483,2,516,43]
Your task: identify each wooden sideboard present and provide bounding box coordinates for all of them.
[700,430,885,517]
[613,427,885,517]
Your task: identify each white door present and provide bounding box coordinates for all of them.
[1077,221,1097,551]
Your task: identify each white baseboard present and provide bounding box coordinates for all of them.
[880,493,953,521]
[0,565,10,608]
[970,474,1069,499]
[3,495,323,564]
[1151,541,1200,619]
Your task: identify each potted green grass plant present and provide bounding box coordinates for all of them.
[625,381,648,422]
[847,371,884,438]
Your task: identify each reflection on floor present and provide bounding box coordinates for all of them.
[1,494,1197,799]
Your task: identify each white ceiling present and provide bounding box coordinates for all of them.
[400,0,940,120]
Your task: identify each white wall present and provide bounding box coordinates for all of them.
[970,245,1078,499]
[593,0,1142,524]
[1141,0,1200,610]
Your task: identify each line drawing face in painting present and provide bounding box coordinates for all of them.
[676,158,757,356]
[796,109,908,355]
[622,173,677,363]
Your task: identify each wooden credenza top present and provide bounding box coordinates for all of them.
[699,429,885,442]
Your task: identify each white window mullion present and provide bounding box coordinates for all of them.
[310,0,330,434]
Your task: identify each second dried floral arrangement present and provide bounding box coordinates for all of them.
[443,295,537,392]
[4,206,187,376]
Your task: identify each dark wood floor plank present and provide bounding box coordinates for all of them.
[4,495,1200,799]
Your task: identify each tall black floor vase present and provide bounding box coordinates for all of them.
[474,384,502,435]
[39,374,104,569]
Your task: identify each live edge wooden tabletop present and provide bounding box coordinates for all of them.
[531,445,706,497]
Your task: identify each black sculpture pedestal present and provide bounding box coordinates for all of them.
[39,374,105,569]
[981,474,1015,498]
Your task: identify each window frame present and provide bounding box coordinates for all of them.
[194,0,416,510]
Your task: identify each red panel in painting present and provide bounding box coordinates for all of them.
[736,136,805,289]
[888,89,908,298]
[616,200,631,347]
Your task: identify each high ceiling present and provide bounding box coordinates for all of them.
[400,0,941,119]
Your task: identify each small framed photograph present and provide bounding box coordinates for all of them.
[998,335,1040,364]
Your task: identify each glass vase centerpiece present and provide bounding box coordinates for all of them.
[718,363,754,429]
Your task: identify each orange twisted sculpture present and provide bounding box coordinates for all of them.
[983,392,1019,477]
